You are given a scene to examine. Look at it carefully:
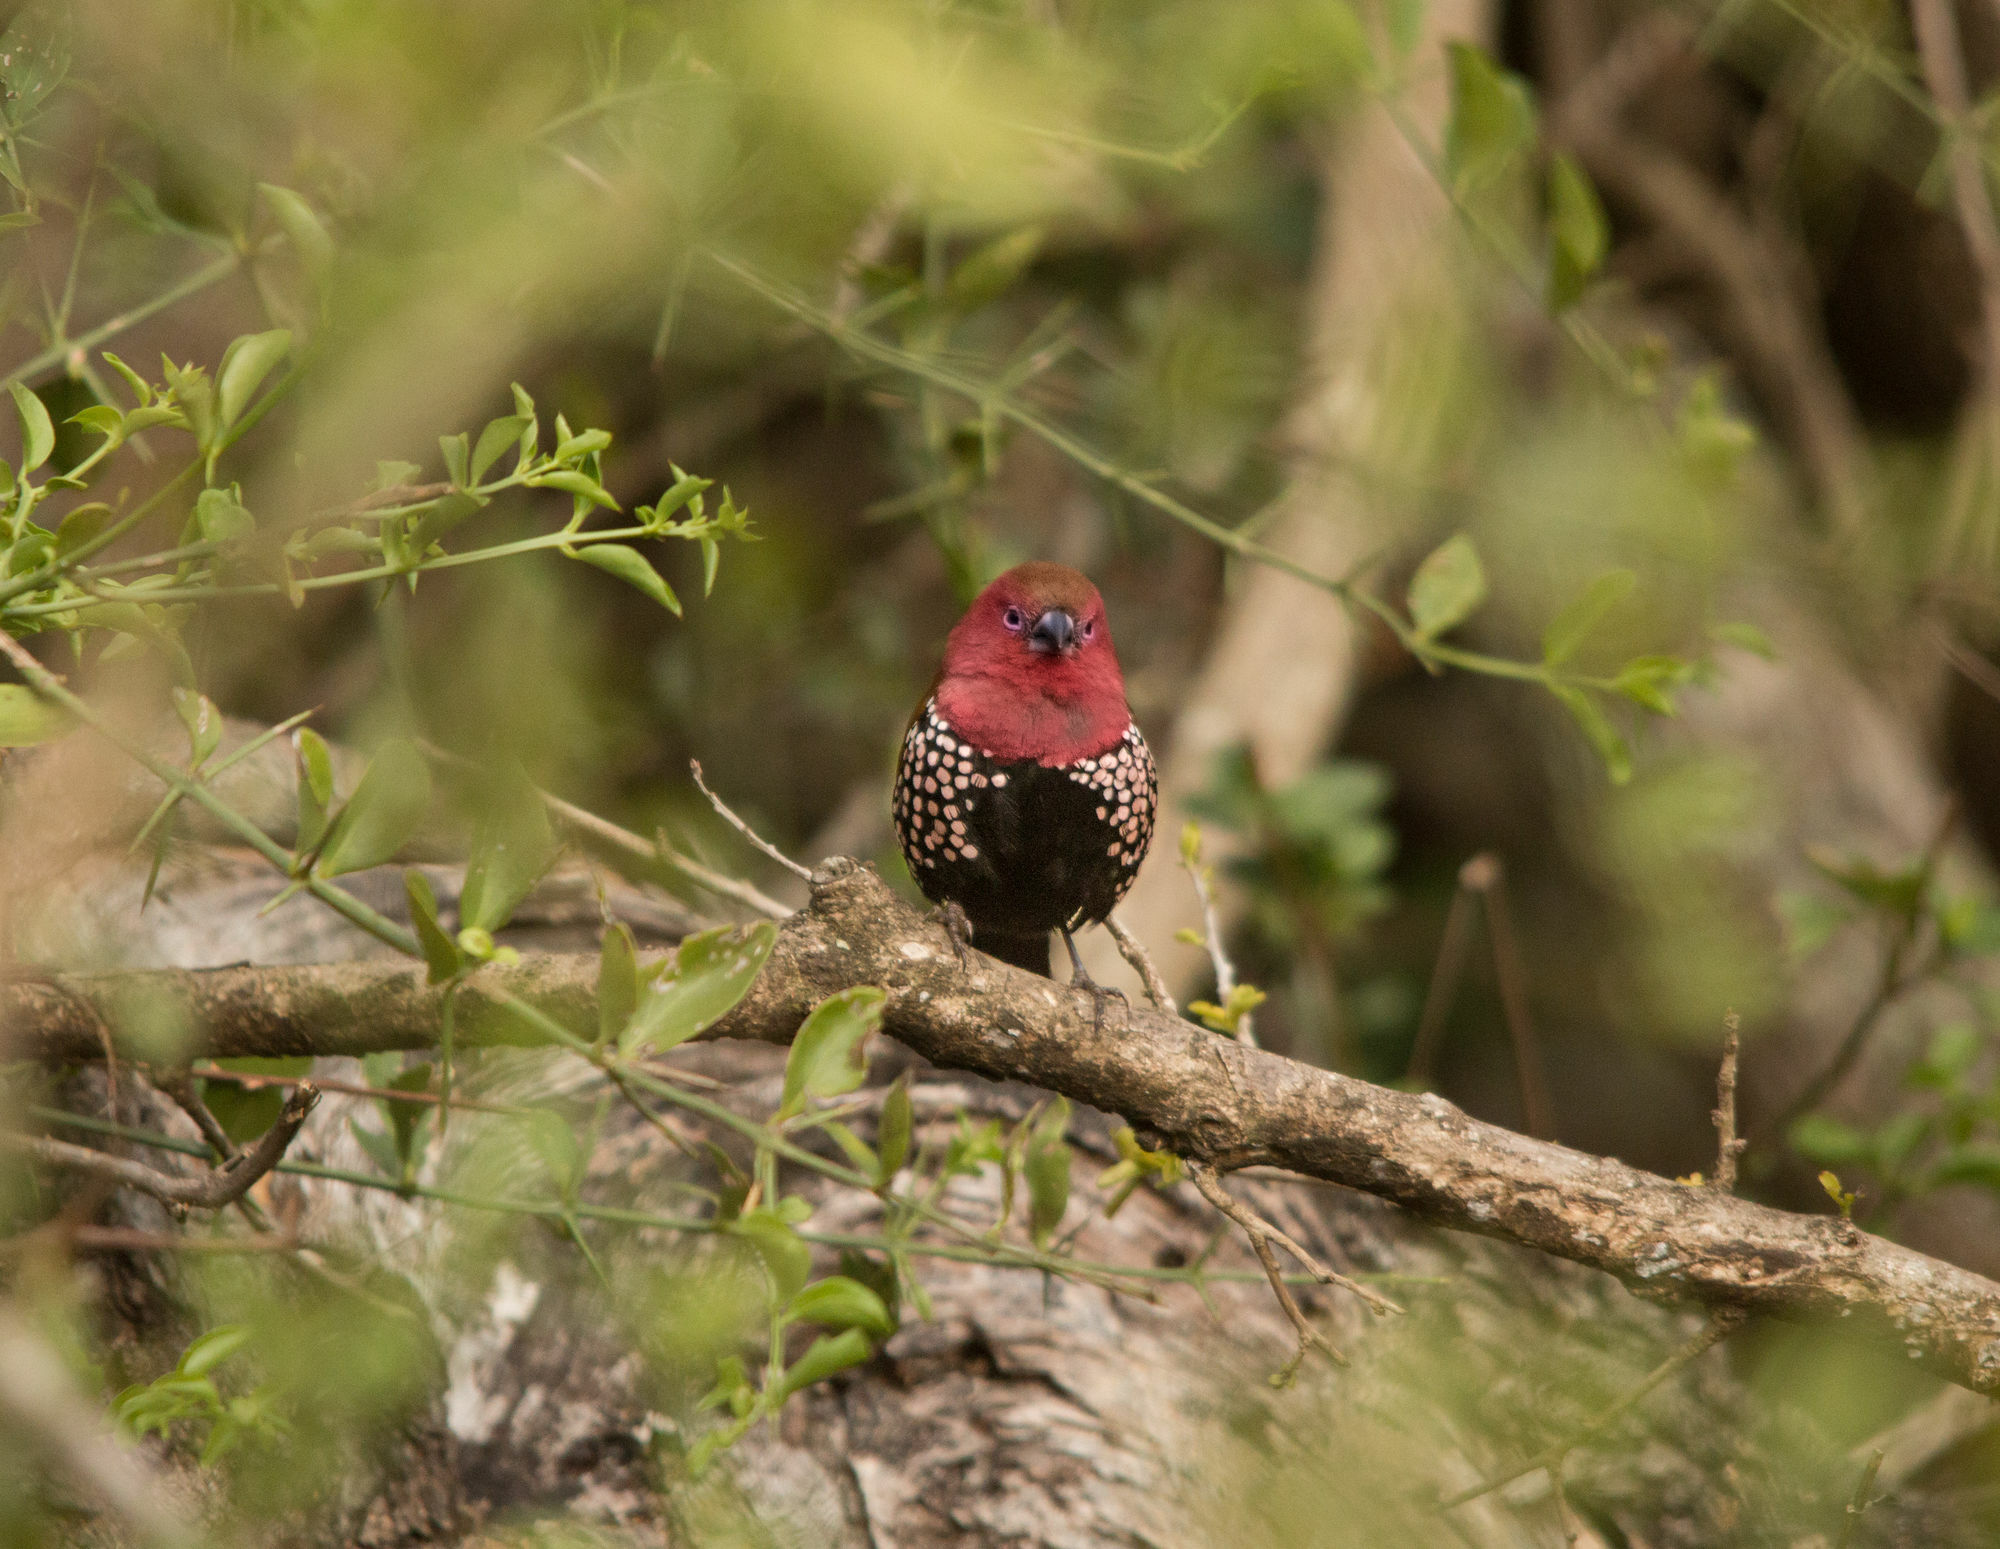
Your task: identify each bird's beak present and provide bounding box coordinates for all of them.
[1027,608,1078,656]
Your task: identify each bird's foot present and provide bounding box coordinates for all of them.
[930,901,975,969]
[1060,928,1127,1033]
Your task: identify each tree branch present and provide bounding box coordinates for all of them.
[11,862,2000,1396]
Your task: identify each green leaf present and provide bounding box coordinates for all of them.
[1552,684,1631,784]
[69,404,124,440]
[171,686,221,765]
[457,762,558,933]
[404,870,463,983]
[1540,569,1634,667]
[875,1072,912,1188]
[1806,848,1925,919]
[554,428,612,462]
[317,738,432,877]
[1930,1143,2000,1192]
[1710,621,1775,660]
[470,414,530,483]
[102,352,152,406]
[258,184,334,289]
[772,1328,874,1404]
[1444,43,1536,195]
[1407,534,1487,639]
[733,1208,812,1302]
[1545,152,1608,311]
[781,987,885,1118]
[178,1324,252,1379]
[216,329,292,432]
[1677,371,1756,489]
[1026,1098,1071,1249]
[786,1275,894,1337]
[598,921,638,1044]
[1611,655,1691,716]
[194,486,255,546]
[9,381,53,472]
[439,431,470,489]
[293,727,335,853]
[55,502,113,558]
[405,490,485,554]
[622,922,779,1056]
[1777,889,1851,961]
[532,468,619,508]
[947,225,1044,311]
[1789,1114,1869,1165]
[574,543,681,615]
[1909,1023,1983,1090]
[0,683,68,746]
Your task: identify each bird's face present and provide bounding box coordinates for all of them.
[956,561,1110,672]
[995,591,1100,660]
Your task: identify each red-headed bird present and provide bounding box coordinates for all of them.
[893,562,1157,988]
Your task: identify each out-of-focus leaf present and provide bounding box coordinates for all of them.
[947,225,1043,311]
[1546,152,1608,311]
[598,921,638,1044]
[1407,534,1486,639]
[533,468,618,508]
[733,1207,811,1302]
[781,986,885,1118]
[317,738,431,877]
[1444,42,1536,194]
[1541,569,1634,667]
[177,1325,251,1379]
[1711,621,1776,660]
[458,761,558,933]
[216,329,292,432]
[1026,1097,1071,1249]
[772,1328,873,1403]
[10,381,53,472]
[194,486,255,546]
[1806,847,1925,918]
[786,1276,894,1337]
[1553,684,1632,784]
[471,414,530,483]
[1930,1144,2000,1192]
[622,922,779,1056]
[258,183,334,289]
[1612,655,1691,716]
[405,870,463,983]
[293,727,335,853]
[574,543,681,615]
[875,1072,912,1188]
[55,502,113,558]
[0,683,68,746]
[1790,1114,1869,1165]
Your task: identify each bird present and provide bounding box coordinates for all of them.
[893,561,1157,998]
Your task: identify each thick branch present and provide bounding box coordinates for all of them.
[11,863,2000,1395]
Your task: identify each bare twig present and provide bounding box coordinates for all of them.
[1711,1009,1744,1191]
[1763,803,1959,1143]
[1441,1308,1749,1509]
[1181,828,1257,1047]
[1911,0,2000,383]
[1407,870,1478,1085]
[153,1066,240,1163]
[1474,856,1556,1142]
[1548,1454,1583,1548]
[690,758,815,883]
[1835,1448,1886,1549]
[9,1084,319,1209]
[1191,1162,1346,1376]
[1105,914,1176,1014]
[0,1224,299,1257]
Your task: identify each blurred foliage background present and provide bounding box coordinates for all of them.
[12,0,2000,1540]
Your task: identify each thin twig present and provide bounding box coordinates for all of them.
[1407,872,1479,1085]
[1712,1009,1744,1192]
[1441,1308,1749,1510]
[1105,914,1176,1014]
[153,1067,239,1163]
[1186,1160,1402,1381]
[1181,828,1257,1048]
[1548,1454,1583,1548]
[1475,856,1557,1142]
[1835,1447,1886,1549]
[9,1084,319,1210]
[1763,803,1959,1143]
[690,758,815,882]
[0,1224,300,1257]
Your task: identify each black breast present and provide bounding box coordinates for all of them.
[893,699,1157,936]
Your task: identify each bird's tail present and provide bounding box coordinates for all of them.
[977,927,1052,977]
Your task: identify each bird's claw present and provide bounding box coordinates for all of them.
[930,901,975,969]
[1071,976,1127,1034]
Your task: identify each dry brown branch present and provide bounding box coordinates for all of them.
[1188,1160,1346,1375]
[10,1084,318,1210]
[1440,1308,1749,1509]
[690,757,814,883]
[1712,1009,1743,1191]
[1836,1447,1886,1549]
[13,863,2000,1395]
[1104,914,1175,1014]
[153,1065,239,1162]
[1186,1159,1401,1318]
[1911,0,2000,382]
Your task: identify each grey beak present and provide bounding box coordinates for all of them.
[1028,608,1077,655]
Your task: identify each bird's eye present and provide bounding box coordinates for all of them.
[1082,620,1096,641]
[1002,607,1025,631]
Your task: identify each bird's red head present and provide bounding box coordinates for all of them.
[933,561,1132,766]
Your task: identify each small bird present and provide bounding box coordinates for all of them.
[893,562,1157,993]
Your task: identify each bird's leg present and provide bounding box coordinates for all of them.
[930,901,975,968]
[1060,928,1127,1033]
